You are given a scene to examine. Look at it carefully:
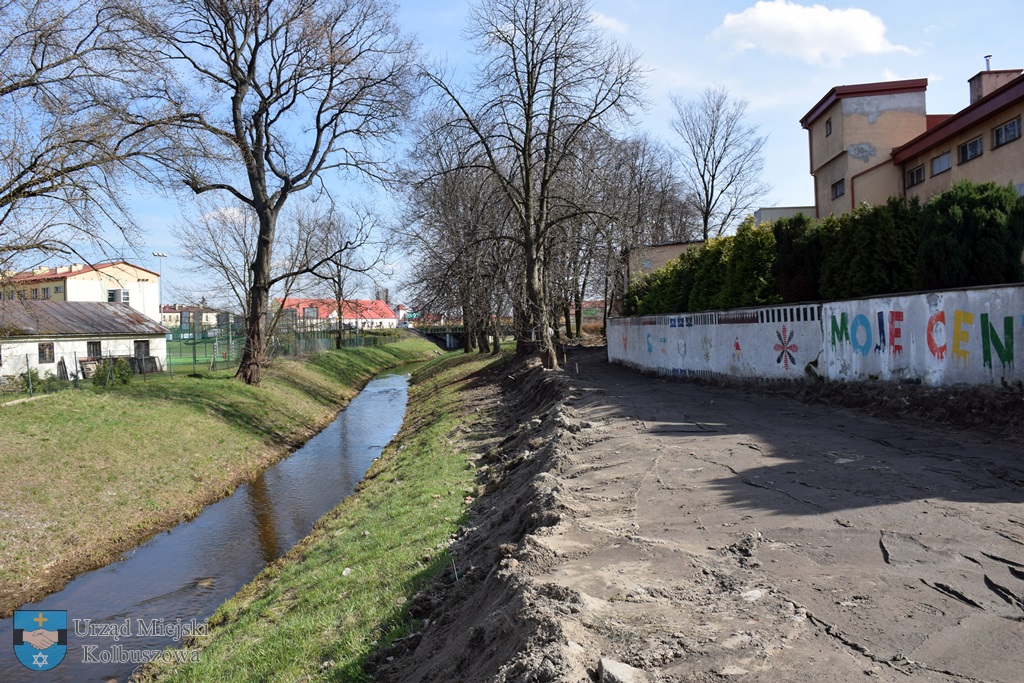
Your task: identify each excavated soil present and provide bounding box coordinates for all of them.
[369,345,1024,682]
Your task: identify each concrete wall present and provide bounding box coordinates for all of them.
[608,284,1024,388]
[823,286,1024,386]
[607,304,824,381]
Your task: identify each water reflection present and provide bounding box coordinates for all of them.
[0,370,414,682]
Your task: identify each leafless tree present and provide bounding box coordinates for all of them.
[422,0,646,368]
[670,86,770,241]
[122,0,416,384]
[304,202,390,349]
[401,109,515,354]
[0,0,188,276]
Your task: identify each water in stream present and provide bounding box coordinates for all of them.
[0,366,418,682]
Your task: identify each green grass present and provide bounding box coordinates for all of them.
[0,336,440,616]
[135,351,508,682]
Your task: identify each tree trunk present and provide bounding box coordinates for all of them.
[574,290,583,338]
[237,211,277,385]
[491,312,501,355]
[524,240,558,369]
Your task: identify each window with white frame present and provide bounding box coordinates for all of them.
[993,116,1022,148]
[931,151,952,176]
[958,136,983,164]
[41,287,49,299]
[906,165,925,188]
[38,342,54,364]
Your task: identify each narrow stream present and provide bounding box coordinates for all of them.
[1,365,419,682]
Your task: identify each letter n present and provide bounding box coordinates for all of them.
[981,314,1014,369]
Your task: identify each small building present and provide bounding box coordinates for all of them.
[626,240,705,285]
[753,206,816,225]
[276,298,398,330]
[0,300,169,381]
[2,261,161,323]
[161,304,221,329]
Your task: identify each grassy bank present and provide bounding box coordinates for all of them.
[136,350,506,682]
[0,337,440,617]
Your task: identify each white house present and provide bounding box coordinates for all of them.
[2,261,161,322]
[0,300,169,381]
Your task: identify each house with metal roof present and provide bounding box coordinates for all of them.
[0,300,169,381]
[801,66,1024,217]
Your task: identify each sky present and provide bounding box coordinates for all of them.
[129,0,1022,301]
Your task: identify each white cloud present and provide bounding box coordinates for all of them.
[591,11,628,34]
[713,0,911,66]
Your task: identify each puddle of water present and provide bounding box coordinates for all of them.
[0,369,416,682]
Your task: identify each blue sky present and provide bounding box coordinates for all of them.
[134,0,1022,299]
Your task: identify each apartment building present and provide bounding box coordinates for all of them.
[801,68,1024,217]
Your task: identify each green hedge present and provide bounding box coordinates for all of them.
[624,180,1024,315]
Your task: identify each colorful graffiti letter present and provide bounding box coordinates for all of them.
[952,310,973,363]
[850,314,872,356]
[830,313,850,348]
[927,311,946,360]
[981,314,1014,369]
[888,311,904,354]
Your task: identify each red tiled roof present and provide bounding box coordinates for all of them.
[277,298,397,320]
[10,261,159,284]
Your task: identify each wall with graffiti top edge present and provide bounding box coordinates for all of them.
[607,284,1023,388]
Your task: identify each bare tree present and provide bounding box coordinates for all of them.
[304,203,389,349]
[423,0,645,368]
[123,0,416,385]
[670,86,770,241]
[0,0,188,274]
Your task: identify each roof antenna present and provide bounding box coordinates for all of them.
[985,54,992,70]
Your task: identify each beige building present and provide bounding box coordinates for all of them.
[801,69,1024,217]
[2,261,161,322]
[626,241,704,284]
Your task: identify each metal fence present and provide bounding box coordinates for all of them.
[164,318,400,374]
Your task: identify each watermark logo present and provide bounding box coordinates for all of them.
[13,610,67,671]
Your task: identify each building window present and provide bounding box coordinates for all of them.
[107,289,129,304]
[303,306,318,319]
[906,165,925,188]
[134,340,150,358]
[830,178,845,200]
[41,287,50,300]
[38,342,54,364]
[31,288,38,299]
[17,290,26,300]
[825,118,832,136]
[54,285,63,293]
[993,116,1022,148]
[87,341,102,357]
[931,151,952,176]
[958,136,983,164]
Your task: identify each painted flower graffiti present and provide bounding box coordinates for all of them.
[774,325,799,370]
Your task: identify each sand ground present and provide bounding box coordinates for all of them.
[372,345,1024,683]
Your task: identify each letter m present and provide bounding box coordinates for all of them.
[830,312,850,348]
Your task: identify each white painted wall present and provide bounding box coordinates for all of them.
[0,336,168,379]
[607,305,824,381]
[608,284,1024,389]
[823,286,1024,386]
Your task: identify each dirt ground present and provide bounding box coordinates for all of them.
[370,344,1024,682]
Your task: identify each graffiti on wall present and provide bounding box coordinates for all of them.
[773,326,799,370]
[829,308,1016,369]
